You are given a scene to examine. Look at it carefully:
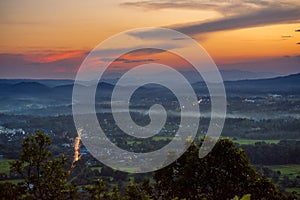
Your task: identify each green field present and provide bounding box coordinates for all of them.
[266,165,300,197]
[0,179,23,184]
[0,158,13,174]
[233,139,280,145]
[127,141,142,145]
[267,165,300,179]
[130,137,297,145]
[286,188,300,196]
[152,136,173,141]
[91,166,102,172]
[117,167,140,173]
[0,159,23,185]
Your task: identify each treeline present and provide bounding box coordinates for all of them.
[2,114,300,140]
[0,132,296,200]
[257,166,300,192]
[1,134,300,168]
[222,118,300,139]
[240,140,300,165]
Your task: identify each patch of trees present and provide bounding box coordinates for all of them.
[257,166,300,196]
[2,114,77,137]
[240,140,300,165]
[2,113,300,141]
[153,139,289,200]
[0,131,24,159]
[222,118,300,139]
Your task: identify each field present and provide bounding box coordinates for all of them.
[266,164,300,197]
[90,166,102,172]
[0,179,23,184]
[0,158,13,174]
[286,188,300,196]
[233,139,280,145]
[267,165,300,179]
[0,158,23,185]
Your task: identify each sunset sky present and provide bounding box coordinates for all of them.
[0,0,299,79]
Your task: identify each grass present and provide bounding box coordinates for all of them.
[0,179,23,184]
[129,136,288,145]
[150,137,296,145]
[266,164,300,197]
[285,187,300,195]
[90,166,102,172]
[152,136,173,141]
[267,164,300,179]
[233,139,280,145]
[117,167,140,173]
[0,158,13,174]
[92,166,140,174]
[127,141,142,145]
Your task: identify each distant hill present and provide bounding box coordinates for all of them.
[220,70,278,81]
[225,72,300,85]
[0,79,74,87]
[96,82,115,90]
[224,73,300,94]
[95,69,278,84]
[0,73,299,99]
[0,73,299,115]
[0,81,115,98]
[0,82,50,96]
[0,70,279,87]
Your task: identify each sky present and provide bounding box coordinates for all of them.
[0,0,299,79]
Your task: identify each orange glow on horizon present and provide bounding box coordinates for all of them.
[99,49,196,72]
[201,23,300,63]
[1,1,299,76]
[23,50,87,63]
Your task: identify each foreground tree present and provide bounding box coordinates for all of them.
[123,182,152,200]
[85,179,109,199]
[154,138,287,200]
[6,131,74,200]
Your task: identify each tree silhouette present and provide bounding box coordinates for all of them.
[8,131,74,200]
[154,138,287,200]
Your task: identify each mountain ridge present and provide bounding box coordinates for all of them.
[0,72,299,97]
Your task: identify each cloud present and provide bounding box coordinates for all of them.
[297,42,300,45]
[108,65,126,70]
[0,48,163,79]
[122,1,217,11]
[23,50,87,63]
[173,5,300,35]
[295,29,300,32]
[101,57,157,63]
[1,52,299,78]
[0,52,85,79]
[128,48,167,55]
[117,58,157,63]
[172,37,190,40]
[122,0,300,36]
[218,55,300,75]
[121,0,273,15]
[126,29,199,43]
[90,46,171,57]
[281,35,292,38]
[284,54,300,58]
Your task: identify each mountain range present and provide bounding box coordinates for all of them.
[0,69,278,86]
[0,72,299,115]
[0,72,299,97]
